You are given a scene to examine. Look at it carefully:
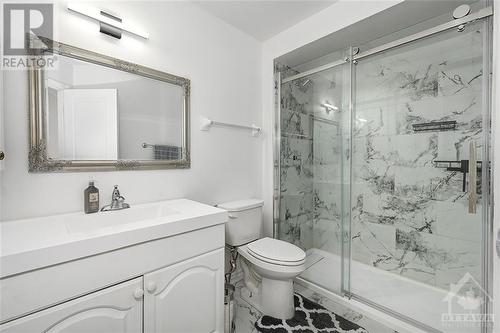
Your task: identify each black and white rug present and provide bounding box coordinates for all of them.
[255,294,368,333]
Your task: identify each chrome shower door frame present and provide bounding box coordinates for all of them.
[273,6,494,333]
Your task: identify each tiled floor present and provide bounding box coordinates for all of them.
[295,284,399,333]
[232,279,398,333]
[233,280,262,333]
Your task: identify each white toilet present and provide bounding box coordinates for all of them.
[218,199,306,319]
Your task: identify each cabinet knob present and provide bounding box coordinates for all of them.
[146,281,157,293]
[133,288,144,300]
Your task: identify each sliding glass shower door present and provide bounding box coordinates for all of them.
[276,14,492,333]
[350,19,490,333]
[278,61,350,296]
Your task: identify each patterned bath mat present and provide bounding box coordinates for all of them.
[255,294,368,333]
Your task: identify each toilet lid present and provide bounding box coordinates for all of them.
[247,237,306,265]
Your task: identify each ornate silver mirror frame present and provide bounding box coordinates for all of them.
[28,36,190,172]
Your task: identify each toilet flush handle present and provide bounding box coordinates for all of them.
[228,212,238,219]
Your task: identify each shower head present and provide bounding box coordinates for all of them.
[297,78,313,92]
[321,102,339,113]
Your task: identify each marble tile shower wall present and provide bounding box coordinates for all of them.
[278,61,345,255]
[311,73,344,255]
[278,26,486,293]
[278,61,315,250]
[351,29,484,291]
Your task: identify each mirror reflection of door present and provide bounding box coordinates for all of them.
[57,89,118,160]
[41,53,188,168]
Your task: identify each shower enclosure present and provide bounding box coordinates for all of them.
[274,6,493,333]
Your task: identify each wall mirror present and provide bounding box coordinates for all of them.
[29,37,190,172]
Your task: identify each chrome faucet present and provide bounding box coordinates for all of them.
[101,185,130,211]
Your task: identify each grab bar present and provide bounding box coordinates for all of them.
[468,140,477,214]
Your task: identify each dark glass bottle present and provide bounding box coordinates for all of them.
[84,181,100,214]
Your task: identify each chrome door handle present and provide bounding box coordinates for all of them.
[468,141,477,214]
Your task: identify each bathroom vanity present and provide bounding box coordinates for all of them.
[0,199,227,332]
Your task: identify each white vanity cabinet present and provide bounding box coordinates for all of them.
[144,249,224,333]
[0,248,225,333]
[0,278,144,333]
[0,199,228,333]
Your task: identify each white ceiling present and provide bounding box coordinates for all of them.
[192,1,337,41]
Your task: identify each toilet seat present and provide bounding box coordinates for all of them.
[247,237,306,266]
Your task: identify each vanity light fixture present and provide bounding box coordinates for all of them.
[67,3,149,40]
[321,102,339,113]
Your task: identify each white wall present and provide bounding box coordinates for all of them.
[492,2,500,331]
[260,0,402,236]
[0,4,4,216]
[0,0,262,220]
[0,68,3,217]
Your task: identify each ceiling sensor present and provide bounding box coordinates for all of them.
[453,4,471,19]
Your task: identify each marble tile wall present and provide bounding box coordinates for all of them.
[278,62,315,250]
[278,62,346,254]
[310,68,345,256]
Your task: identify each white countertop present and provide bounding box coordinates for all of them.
[0,199,228,278]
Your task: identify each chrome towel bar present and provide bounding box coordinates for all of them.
[200,116,261,137]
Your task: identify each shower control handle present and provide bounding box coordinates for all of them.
[468,141,477,214]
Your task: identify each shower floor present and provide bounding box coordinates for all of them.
[299,248,481,333]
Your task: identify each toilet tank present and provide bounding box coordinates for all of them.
[217,199,264,246]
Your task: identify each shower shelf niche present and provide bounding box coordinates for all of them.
[412,120,457,132]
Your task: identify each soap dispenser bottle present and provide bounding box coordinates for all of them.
[84,181,100,214]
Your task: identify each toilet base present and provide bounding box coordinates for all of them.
[261,277,295,319]
[239,279,296,320]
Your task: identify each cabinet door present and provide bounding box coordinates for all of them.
[0,278,143,333]
[144,249,224,333]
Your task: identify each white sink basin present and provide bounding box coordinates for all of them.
[65,205,180,234]
[0,199,227,278]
